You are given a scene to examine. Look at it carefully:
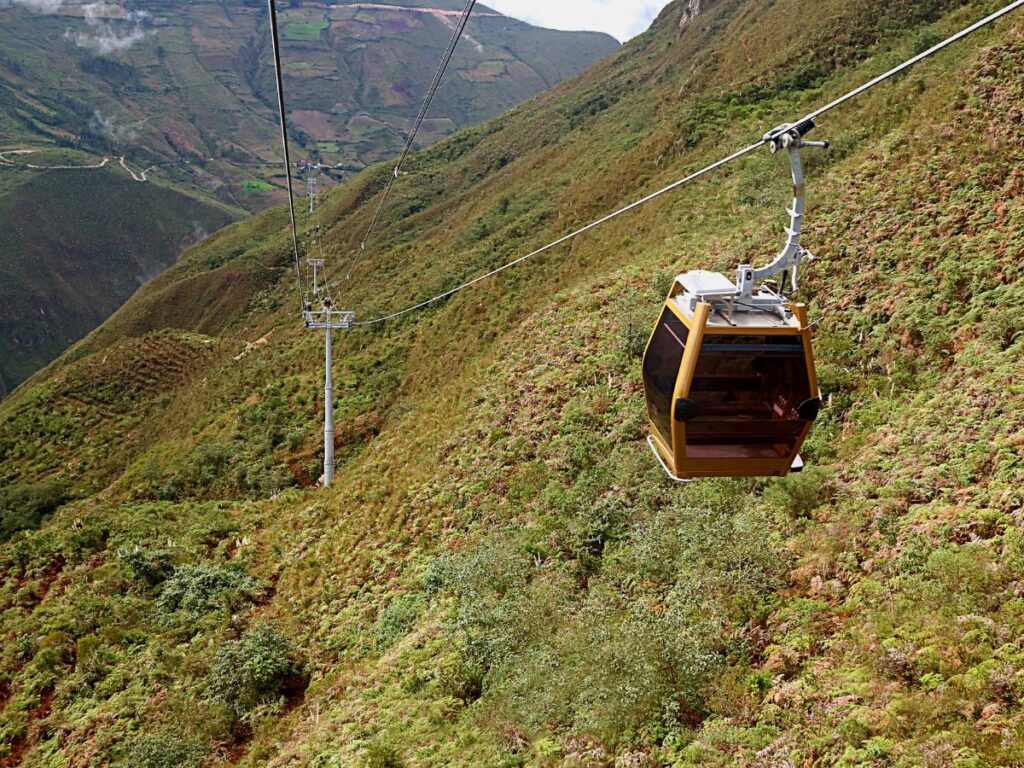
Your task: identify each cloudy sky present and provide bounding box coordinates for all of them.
[484,0,673,42]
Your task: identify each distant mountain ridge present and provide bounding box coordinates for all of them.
[0,0,619,194]
[0,0,619,396]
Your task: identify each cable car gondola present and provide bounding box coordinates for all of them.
[643,120,827,481]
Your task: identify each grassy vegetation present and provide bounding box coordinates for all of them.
[0,0,1022,766]
[243,179,274,195]
[284,20,329,42]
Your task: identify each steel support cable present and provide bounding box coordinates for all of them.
[351,141,766,325]
[801,0,1024,124]
[359,0,477,253]
[267,0,306,306]
[345,0,1024,327]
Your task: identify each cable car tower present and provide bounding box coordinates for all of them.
[304,259,354,487]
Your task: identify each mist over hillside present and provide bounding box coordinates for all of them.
[0,0,1022,766]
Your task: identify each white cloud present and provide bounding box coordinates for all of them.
[484,0,672,41]
[64,1,153,55]
[1,0,153,54]
[89,109,139,144]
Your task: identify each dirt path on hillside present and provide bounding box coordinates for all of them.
[313,3,501,18]
[0,149,172,182]
[0,149,114,171]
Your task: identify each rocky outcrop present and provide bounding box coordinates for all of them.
[679,0,704,32]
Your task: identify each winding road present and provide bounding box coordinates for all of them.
[0,149,168,182]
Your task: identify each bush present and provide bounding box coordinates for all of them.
[374,594,423,650]
[437,655,484,705]
[206,623,297,720]
[75,634,113,683]
[764,466,830,521]
[119,547,175,588]
[33,630,74,673]
[156,563,262,622]
[114,733,204,768]
[364,740,404,768]
[0,481,70,542]
[618,320,649,359]
[912,27,944,55]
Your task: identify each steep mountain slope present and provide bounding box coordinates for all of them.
[1,0,1023,766]
[0,0,617,396]
[0,162,238,398]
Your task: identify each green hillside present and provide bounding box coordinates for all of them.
[1,0,1023,766]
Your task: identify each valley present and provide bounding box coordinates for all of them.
[0,0,618,395]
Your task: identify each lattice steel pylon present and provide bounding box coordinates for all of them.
[307,175,317,214]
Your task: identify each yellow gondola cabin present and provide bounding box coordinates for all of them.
[643,272,820,479]
[643,119,827,481]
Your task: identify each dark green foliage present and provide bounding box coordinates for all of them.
[763,467,831,521]
[119,547,176,588]
[0,481,69,542]
[912,27,946,55]
[156,563,262,622]
[113,733,205,768]
[142,435,294,502]
[618,320,650,359]
[364,740,404,768]
[78,56,142,92]
[206,623,298,720]
[437,656,485,705]
[374,594,424,650]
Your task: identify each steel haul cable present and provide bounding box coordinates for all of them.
[340,0,1024,328]
[359,0,478,253]
[266,0,306,306]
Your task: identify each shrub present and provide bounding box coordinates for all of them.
[764,466,830,521]
[912,28,944,55]
[618,320,649,359]
[0,481,70,542]
[65,521,110,562]
[113,733,204,768]
[364,740,404,768]
[75,634,112,683]
[34,630,75,673]
[206,623,297,720]
[437,655,484,705]
[156,563,262,622]
[374,594,423,650]
[119,547,176,588]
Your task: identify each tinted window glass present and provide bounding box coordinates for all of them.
[685,334,811,459]
[643,309,688,444]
